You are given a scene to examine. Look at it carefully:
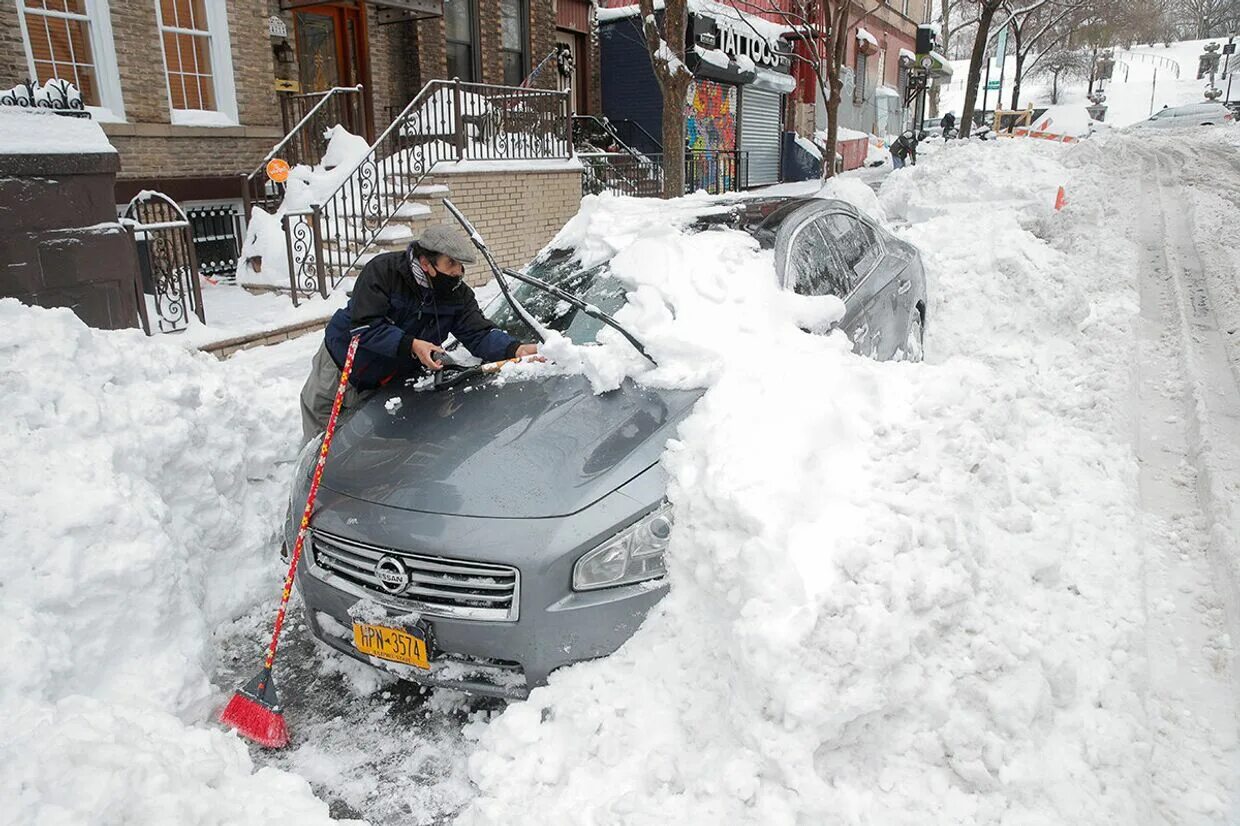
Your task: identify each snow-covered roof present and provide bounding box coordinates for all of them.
[899,47,916,61]
[857,27,878,47]
[876,85,899,97]
[0,108,115,154]
[598,0,790,44]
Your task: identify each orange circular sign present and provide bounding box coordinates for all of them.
[266,158,290,183]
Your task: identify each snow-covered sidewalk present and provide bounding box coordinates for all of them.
[3,128,1239,825]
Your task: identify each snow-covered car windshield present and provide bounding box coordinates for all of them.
[482,247,626,344]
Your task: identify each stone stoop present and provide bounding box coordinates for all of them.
[372,182,453,253]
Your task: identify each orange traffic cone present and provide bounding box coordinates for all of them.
[1054,185,1067,211]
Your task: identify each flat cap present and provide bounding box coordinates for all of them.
[418,224,478,264]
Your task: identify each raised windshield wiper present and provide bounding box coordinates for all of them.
[499,267,657,367]
[443,198,547,345]
[443,197,656,367]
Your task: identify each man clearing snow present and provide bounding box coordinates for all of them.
[299,225,539,442]
[890,129,920,169]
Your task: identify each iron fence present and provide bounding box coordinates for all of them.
[120,192,204,334]
[282,79,572,305]
[686,149,747,194]
[580,153,664,197]
[242,85,365,215]
[582,150,749,197]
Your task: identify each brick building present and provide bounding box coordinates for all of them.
[2,0,598,213]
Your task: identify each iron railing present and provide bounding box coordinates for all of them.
[282,79,571,304]
[609,118,663,154]
[242,85,365,215]
[582,149,749,197]
[580,152,663,197]
[686,149,748,193]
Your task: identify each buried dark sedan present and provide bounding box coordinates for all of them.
[287,196,927,698]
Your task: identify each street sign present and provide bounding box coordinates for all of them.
[986,79,1001,91]
[1224,43,1236,55]
[996,28,1008,64]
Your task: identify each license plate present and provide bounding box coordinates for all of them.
[352,622,430,670]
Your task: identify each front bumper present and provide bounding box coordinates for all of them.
[290,471,669,699]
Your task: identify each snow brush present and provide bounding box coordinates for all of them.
[219,334,361,749]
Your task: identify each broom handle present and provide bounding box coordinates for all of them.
[258,334,361,688]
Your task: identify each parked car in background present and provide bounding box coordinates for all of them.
[1131,102,1236,128]
[288,196,928,699]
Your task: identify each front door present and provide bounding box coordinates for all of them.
[294,3,373,140]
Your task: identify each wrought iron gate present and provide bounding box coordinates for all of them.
[120,192,205,334]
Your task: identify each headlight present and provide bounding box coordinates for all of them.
[572,502,674,591]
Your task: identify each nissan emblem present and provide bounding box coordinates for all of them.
[374,555,410,595]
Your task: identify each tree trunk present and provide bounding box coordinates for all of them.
[638,0,691,199]
[822,71,844,179]
[959,1,999,138]
[1052,72,1059,104]
[660,80,689,197]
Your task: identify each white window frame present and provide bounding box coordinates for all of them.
[15,0,126,122]
[155,0,239,127]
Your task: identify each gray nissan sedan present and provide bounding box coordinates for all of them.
[287,196,927,698]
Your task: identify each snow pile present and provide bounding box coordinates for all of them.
[0,300,348,824]
[878,137,1067,223]
[0,106,116,154]
[237,124,371,288]
[455,139,1176,823]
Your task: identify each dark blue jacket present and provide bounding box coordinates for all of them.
[324,247,520,390]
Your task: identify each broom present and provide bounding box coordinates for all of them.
[219,334,361,748]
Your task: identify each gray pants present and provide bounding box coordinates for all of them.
[299,343,375,444]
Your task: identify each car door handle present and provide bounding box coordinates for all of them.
[896,280,912,295]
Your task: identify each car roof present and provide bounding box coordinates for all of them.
[1172,102,1228,113]
[687,196,862,248]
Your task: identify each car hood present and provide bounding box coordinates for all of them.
[320,372,701,518]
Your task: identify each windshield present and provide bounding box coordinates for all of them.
[482,248,627,343]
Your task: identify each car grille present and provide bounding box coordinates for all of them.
[308,529,519,622]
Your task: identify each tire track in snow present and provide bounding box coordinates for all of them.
[1132,151,1240,823]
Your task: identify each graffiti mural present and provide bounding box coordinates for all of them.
[684,79,738,192]
[685,79,737,151]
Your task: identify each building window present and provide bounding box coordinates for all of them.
[445,0,479,82]
[16,0,124,119]
[501,0,528,86]
[155,0,238,125]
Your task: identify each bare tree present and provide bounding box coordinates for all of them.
[725,0,879,180]
[637,0,693,198]
[958,0,1005,136]
[1033,46,1091,101]
[1003,0,1092,108]
[1177,0,1240,38]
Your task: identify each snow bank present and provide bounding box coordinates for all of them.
[0,300,347,824]
[879,138,1067,223]
[456,139,1168,823]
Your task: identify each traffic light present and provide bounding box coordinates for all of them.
[916,25,937,55]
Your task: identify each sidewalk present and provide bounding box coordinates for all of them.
[155,279,352,358]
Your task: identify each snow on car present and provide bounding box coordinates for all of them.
[288,195,928,700]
